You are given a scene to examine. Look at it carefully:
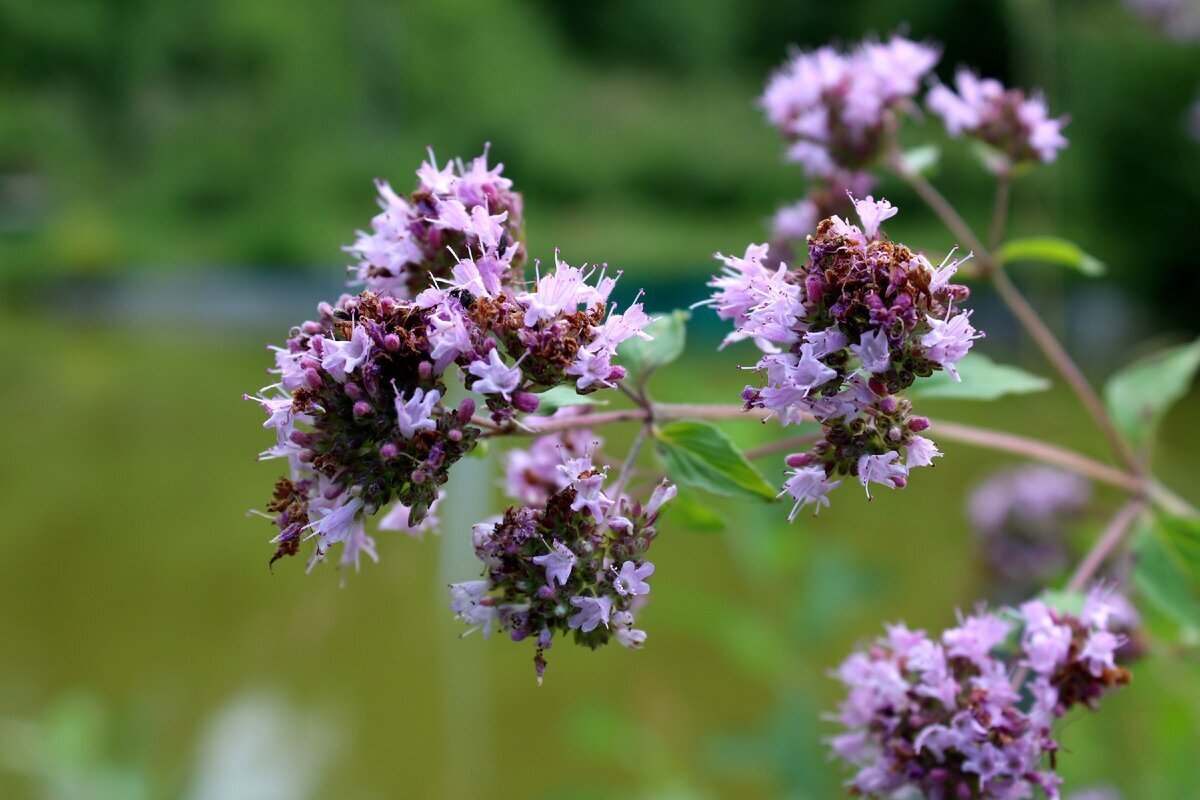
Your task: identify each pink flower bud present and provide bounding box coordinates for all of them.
[345,382,362,400]
[305,369,323,390]
[607,365,627,382]
[384,334,401,352]
[418,361,433,380]
[301,321,322,335]
[447,429,463,442]
[289,430,311,446]
[380,442,399,459]
[456,398,476,424]
[353,401,372,417]
[879,396,898,414]
[513,391,540,413]
[411,469,427,483]
[786,452,815,468]
[909,416,931,432]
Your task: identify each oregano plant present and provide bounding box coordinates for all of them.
[246,33,1199,798]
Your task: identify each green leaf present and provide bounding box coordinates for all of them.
[908,352,1050,401]
[901,144,941,176]
[616,309,689,383]
[997,236,1105,277]
[653,420,777,502]
[1104,338,1200,448]
[665,490,726,532]
[1133,515,1200,634]
[532,384,608,415]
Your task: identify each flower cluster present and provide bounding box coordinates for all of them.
[831,587,1132,799]
[248,150,652,572]
[706,196,980,514]
[345,145,525,299]
[968,466,1093,594]
[928,70,1069,166]
[761,35,939,179]
[450,447,674,681]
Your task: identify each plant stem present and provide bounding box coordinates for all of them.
[744,434,820,461]
[1065,498,1147,593]
[610,423,653,499]
[481,401,1194,515]
[889,152,987,258]
[989,172,1012,252]
[893,159,1143,475]
[987,267,1143,473]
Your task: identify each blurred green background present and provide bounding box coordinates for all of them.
[2,0,1198,798]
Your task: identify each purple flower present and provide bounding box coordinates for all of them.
[921,311,982,379]
[613,560,654,596]
[611,610,647,649]
[378,492,443,538]
[320,325,374,382]
[645,480,677,517]
[857,452,909,498]
[850,195,898,240]
[306,496,364,544]
[393,386,440,438]
[468,348,523,400]
[850,328,891,373]
[1020,600,1073,674]
[779,466,840,518]
[568,595,613,633]
[772,199,819,240]
[906,435,941,468]
[531,540,577,587]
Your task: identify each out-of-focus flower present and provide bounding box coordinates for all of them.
[927,70,1069,166]
[830,597,1130,798]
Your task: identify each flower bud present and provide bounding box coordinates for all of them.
[384,333,401,352]
[305,369,323,390]
[607,365,627,382]
[785,452,815,468]
[289,430,311,446]
[301,321,322,335]
[345,381,362,400]
[353,401,372,417]
[380,442,399,459]
[909,416,931,432]
[512,391,540,413]
[456,398,476,424]
[879,396,898,414]
[448,429,463,442]
[418,361,433,381]
[411,469,427,484]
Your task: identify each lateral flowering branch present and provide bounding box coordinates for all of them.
[704,196,980,514]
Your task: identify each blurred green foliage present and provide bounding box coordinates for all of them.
[1,0,1198,324]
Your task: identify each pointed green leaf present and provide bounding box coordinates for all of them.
[665,490,726,532]
[1133,515,1200,635]
[1104,338,1200,447]
[908,353,1050,401]
[653,420,777,502]
[617,309,689,383]
[997,236,1105,277]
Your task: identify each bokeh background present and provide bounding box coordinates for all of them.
[2,1,1199,798]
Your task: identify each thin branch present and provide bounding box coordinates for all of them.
[1065,498,1147,593]
[987,267,1142,473]
[610,423,653,499]
[988,172,1012,253]
[889,152,987,258]
[744,433,820,461]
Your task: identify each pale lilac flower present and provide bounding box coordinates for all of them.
[306,496,364,544]
[393,386,440,438]
[568,595,613,633]
[518,257,607,326]
[857,452,909,498]
[943,612,1011,668]
[378,492,443,538]
[645,480,677,517]
[906,435,942,467]
[532,541,577,587]
[851,195,898,240]
[613,561,654,597]
[416,148,457,193]
[468,348,523,400]
[247,393,296,443]
[449,579,497,638]
[571,473,612,523]
[340,522,378,571]
[850,328,891,373]
[1021,600,1073,674]
[780,466,840,518]
[612,610,647,649]
[1081,630,1121,677]
[921,311,982,379]
[320,325,374,382]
